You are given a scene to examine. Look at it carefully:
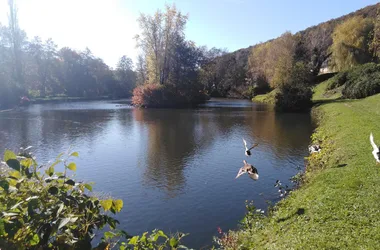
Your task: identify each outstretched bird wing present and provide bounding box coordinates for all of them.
[243,138,248,150]
[235,167,246,179]
[248,143,259,151]
[370,133,379,152]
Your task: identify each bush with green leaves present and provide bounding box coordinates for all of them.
[0,148,188,250]
[274,62,313,112]
[326,63,380,99]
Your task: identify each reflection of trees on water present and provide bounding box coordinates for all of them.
[247,110,313,157]
[0,106,123,158]
[133,109,199,197]
[133,106,313,197]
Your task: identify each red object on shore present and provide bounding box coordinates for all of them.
[20,96,31,106]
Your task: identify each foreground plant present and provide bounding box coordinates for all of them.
[0,148,188,249]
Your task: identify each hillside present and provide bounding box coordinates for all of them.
[207,3,379,98]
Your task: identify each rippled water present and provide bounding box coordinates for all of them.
[0,98,314,248]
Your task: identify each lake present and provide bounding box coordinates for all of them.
[0,98,314,249]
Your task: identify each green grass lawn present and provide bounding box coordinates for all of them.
[227,89,380,249]
[312,80,343,102]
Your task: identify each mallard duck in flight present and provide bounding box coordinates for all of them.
[243,138,258,156]
[235,160,259,180]
[370,133,380,164]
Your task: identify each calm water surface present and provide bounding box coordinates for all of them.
[0,98,314,249]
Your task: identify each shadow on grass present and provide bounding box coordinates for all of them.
[334,163,348,168]
[312,98,355,107]
[276,208,305,223]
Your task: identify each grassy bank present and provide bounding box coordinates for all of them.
[251,89,278,104]
[227,89,380,248]
[312,80,343,102]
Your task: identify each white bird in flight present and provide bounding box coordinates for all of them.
[370,133,380,165]
[243,138,259,156]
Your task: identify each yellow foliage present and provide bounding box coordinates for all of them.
[248,32,297,88]
[330,16,374,71]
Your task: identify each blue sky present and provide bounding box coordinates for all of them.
[0,0,379,67]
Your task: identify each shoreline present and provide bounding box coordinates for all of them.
[225,90,380,248]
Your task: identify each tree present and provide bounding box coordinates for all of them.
[136,54,147,85]
[371,7,380,60]
[330,16,374,71]
[135,4,188,85]
[248,32,297,89]
[7,0,26,90]
[26,37,60,96]
[302,23,334,75]
[114,55,136,97]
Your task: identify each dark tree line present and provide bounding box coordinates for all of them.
[0,0,136,109]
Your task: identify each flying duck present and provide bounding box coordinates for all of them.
[243,138,259,156]
[235,160,259,180]
[370,133,380,164]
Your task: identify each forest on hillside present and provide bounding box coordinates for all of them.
[206,3,379,99]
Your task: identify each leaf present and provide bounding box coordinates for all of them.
[29,234,39,246]
[20,158,33,168]
[48,186,59,195]
[6,159,21,172]
[56,203,64,216]
[58,217,71,229]
[128,236,139,245]
[112,199,123,213]
[65,179,75,186]
[100,199,113,211]
[169,237,179,248]
[9,171,21,179]
[25,196,38,201]
[84,183,93,192]
[70,152,79,157]
[119,246,126,250]
[0,180,9,191]
[69,217,78,223]
[153,230,168,241]
[104,231,115,240]
[2,212,19,217]
[46,166,55,177]
[140,232,147,243]
[67,162,76,171]
[10,201,23,210]
[4,150,17,162]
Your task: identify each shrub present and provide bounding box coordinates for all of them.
[0,149,123,249]
[274,62,313,112]
[326,63,380,99]
[326,72,347,90]
[0,148,188,249]
[275,84,313,112]
[132,83,208,108]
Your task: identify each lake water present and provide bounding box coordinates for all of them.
[0,98,314,249]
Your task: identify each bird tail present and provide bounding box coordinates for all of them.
[370,133,378,151]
